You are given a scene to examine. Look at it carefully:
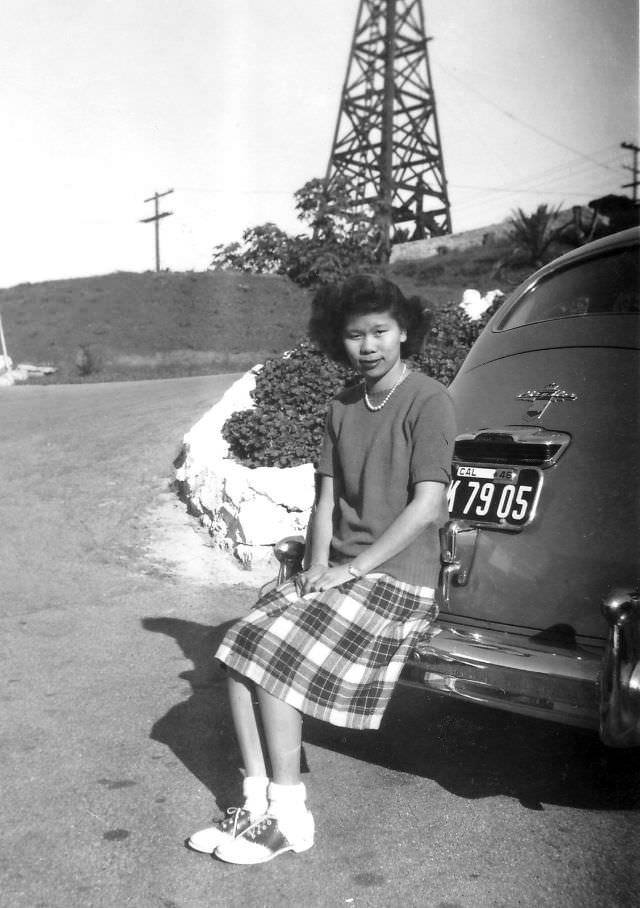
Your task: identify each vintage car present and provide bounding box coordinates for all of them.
[275,226,639,747]
[402,225,640,748]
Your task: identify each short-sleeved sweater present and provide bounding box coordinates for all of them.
[317,370,456,589]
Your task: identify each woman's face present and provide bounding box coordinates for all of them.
[342,309,407,385]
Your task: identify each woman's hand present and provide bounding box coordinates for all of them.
[295,563,353,594]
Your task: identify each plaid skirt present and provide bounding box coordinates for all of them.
[215,574,437,731]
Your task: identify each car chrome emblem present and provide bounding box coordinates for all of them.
[517,382,578,418]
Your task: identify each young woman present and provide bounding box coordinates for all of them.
[188,274,456,864]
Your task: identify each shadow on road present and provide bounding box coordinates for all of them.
[306,688,640,812]
[143,617,244,811]
[144,617,640,814]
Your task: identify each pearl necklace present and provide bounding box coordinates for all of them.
[363,364,408,412]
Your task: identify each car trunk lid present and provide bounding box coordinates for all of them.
[444,344,639,640]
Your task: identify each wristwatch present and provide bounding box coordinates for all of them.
[347,563,363,579]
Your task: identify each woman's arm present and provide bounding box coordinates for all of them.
[308,474,334,567]
[351,480,444,574]
[296,475,334,592]
[304,480,446,592]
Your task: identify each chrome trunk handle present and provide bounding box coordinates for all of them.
[600,587,640,747]
[438,519,479,611]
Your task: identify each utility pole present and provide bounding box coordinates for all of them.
[0,309,11,372]
[140,189,174,271]
[621,142,640,203]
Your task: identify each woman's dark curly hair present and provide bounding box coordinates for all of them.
[308,273,432,366]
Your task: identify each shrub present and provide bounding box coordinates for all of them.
[75,344,101,376]
[222,302,498,469]
[413,301,493,385]
[222,343,355,468]
[211,223,291,275]
[211,176,380,288]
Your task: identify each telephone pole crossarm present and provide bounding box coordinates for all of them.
[140,211,172,223]
[620,142,640,203]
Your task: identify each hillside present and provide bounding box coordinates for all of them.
[0,239,534,384]
[0,270,313,383]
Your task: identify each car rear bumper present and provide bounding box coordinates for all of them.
[401,620,602,731]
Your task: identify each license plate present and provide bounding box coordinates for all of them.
[447,463,543,529]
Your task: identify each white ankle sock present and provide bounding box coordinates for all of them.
[268,782,308,820]
[241,775,269,816]
[267,782,312,842]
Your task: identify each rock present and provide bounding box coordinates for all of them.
[17,363,57,376]
[243,464,315,511]
[236,496,309,546]
[460,288,504,321]
[0,357,57,384]
[176,368,315,568]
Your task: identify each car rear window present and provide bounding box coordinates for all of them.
[496,245,640,331]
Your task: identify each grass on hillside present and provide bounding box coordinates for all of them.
[388,238,535,305]
[0,239,538,384]
[0,270,313,383]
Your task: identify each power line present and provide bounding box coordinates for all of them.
[174,146,623,214]
[452,175,614,213]
[176,187,293,196]
[434,61,622,173]
[449,145,625,216]
[451,183,617,197]
[450,171,619,218]
[516,147,623,187]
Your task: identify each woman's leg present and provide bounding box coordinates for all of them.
[255,685,302,784]
[227,668,269,778]
[187,669,269,853]
[214,685,313,862]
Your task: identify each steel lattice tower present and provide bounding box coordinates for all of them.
[325,0,451,258]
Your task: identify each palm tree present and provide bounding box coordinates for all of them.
[508,203,564,266]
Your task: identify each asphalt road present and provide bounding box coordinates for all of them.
[1,375,638,908]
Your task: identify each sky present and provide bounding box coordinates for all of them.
[0,0,637,289]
